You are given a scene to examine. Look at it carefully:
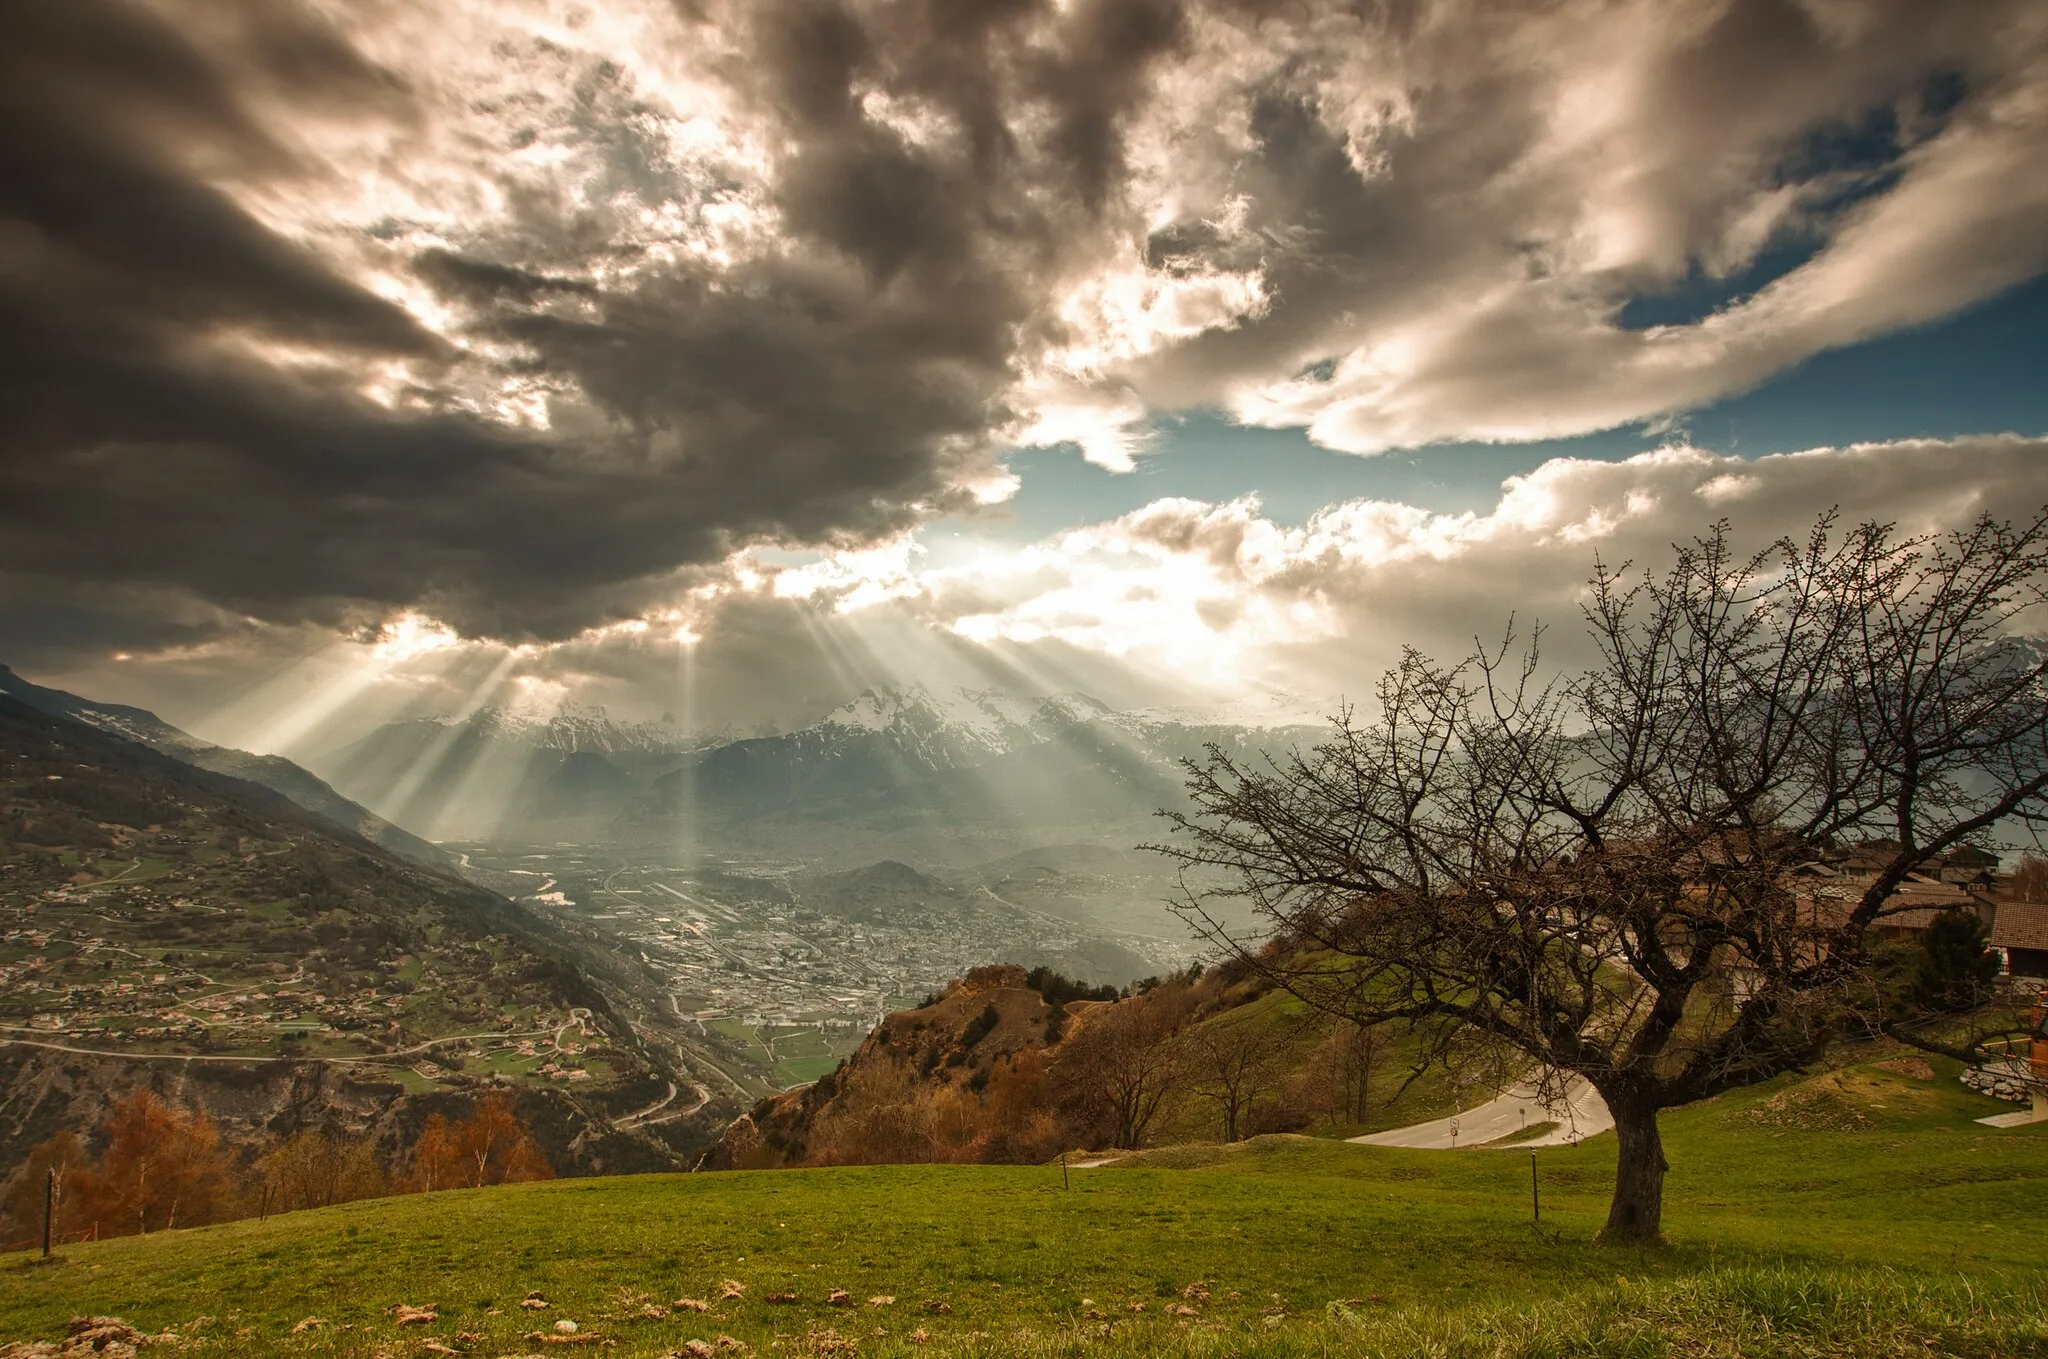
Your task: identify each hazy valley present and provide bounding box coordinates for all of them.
[0,666,1263,1199]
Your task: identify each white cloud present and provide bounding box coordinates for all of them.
[875,434,2048,698]
[1101,0,2048,456]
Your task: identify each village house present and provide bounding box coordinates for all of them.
[1993,902,2048,982]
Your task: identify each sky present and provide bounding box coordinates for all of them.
[3,0,2047,753]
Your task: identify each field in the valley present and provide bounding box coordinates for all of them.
[3,1060,2045,1358]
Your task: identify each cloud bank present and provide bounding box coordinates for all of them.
[39,434,2043,755]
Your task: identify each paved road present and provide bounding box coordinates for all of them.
[0,1024,558,1066]
[1349,1076,1613,1149]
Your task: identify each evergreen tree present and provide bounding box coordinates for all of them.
[1913,908,2000,1013]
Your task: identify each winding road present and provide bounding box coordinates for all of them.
[1348,1076,1614,1149]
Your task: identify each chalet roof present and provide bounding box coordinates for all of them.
[1802,872,1977,930]
[1992,902,2048,952]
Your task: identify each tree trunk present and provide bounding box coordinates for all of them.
[1600,1099,1667,1245]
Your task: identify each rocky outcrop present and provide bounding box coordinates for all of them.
[699,965,1063,1170]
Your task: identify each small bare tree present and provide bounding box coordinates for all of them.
[1052,989,1190,1150]
[1187,1018,1284,1142]
[1157,510,2048,1244]
[2010,853,2048,903]
[1319,1020,1380,1125]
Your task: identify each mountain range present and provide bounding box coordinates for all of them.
[309,681,1325,863]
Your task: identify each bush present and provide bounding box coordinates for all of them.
[961,1003,1000,1048]
[1024,967,1118,1007]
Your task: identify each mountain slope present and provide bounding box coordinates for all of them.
[0,664,455,871]
[0,694,704,1180]
[704,952,1488,1170]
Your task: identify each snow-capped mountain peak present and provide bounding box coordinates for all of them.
[440,702,702,755]
[818,683,1111,754]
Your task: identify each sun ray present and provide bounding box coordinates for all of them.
[430,700,549,843]
[671,634,702,865]
[375,648,522,830]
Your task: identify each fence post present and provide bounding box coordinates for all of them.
[1530,1150,1540,1225]
[41,1168,54,1259]
[1060,1150,1069,1192]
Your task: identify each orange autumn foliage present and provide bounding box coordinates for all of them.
[409,1092,553,1190]
[73,1090,238,1235]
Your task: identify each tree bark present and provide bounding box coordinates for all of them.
[1600,1098,1667,1245]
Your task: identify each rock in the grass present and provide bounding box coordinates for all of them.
[0,1318,154,1359]
[825,1289,851,1307]
[66,1318,148,1352]
[553,1319,578,1335]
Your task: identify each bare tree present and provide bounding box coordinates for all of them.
[2010,853,2048,903]
[1052,990,1191,1150]
[1187,1018,1284,1141]
[1157,511,2048,1244]
[260,1129,390,1213]
[1316,1020,1380,1125]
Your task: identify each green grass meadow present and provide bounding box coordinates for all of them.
[3,1062,2046,1357]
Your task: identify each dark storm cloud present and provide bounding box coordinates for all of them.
[0,0,1207,650]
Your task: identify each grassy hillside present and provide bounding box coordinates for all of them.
[710,959,1479,1170]
[3,1059,2043,1356]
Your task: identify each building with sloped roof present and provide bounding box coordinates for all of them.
[1993,901,2048,980]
